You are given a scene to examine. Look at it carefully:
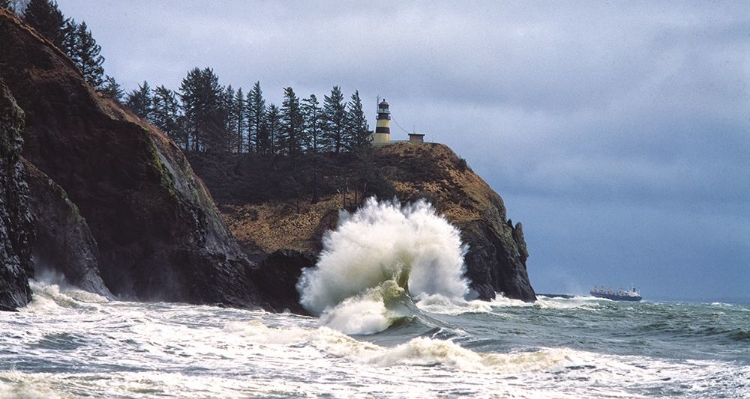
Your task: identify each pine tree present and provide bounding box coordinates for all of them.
[151,85,183,146]
[322,86,347,155]
[302,94,323,154]
[73,21,105,88]
[179,68,201,151]
[302,94,325,203]
[345,90,370,151]
[100,75,123,102]
[23,0,66,47]
[280,87,304,157]
[246,81,266,153]
[61,17,77,59]
[232,88,245,153]
[264,104,281,155]
[125,81,152,120]
[179,67,226,152]
[223,85,237,152]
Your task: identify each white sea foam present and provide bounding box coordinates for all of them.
[0,375,64,399]
[364,337,573,373]
[414,293,495,314]
[23,280,109,314]
[3,281,748,399]
[224,319,570,374]
[297,197,469,333]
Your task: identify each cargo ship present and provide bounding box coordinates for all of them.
[590,286,642,301]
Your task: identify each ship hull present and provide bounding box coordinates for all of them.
[590,292,642,301]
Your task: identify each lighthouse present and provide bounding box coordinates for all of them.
[372,98,391,145]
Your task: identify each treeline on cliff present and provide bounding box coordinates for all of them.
[3,0,456,212]
[3,0,373,159]
[3,0,397,221]
[126,77,371,158]
[4,0,105,88]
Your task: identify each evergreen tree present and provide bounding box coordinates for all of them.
[246,81,266,153]
[302,94,325,203]
[73,21,105,88]
[232,88,245,153]
[322,86,347,155]
[302,94,323,154]
[61,17,77,59]
[23,0,65,47]
[125,81,152,120]
[345,90,370,151]
[179,67,226,152]
[222,85,237,152]
[1,0,11,10]
[264,104,281,155]
[100,75,123,102]
[280,87,304,157]
[151,85,183,146]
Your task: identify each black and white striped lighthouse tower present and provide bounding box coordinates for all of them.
[372,98,391,145]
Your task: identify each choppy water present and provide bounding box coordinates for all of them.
[2,199,748,398]
[1,283,748,398]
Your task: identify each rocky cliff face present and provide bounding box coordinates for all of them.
[0,10,261,307]
[0,80,34,311]
[372,143,535,301]
[25,160,111,298]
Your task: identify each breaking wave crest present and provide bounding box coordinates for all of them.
[25,279,109,314]
[297,197,469,334]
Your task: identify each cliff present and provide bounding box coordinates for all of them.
[0,10,261,307]
[0,9,534,312]
[377,143,535,301]
[0,80,34,311]
[191,143,537,302]
[24,160,111,297]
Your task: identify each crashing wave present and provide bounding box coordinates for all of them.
[297,197,469,334]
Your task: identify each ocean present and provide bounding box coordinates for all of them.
[1,199,748,398]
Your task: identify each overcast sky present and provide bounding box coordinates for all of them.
[54,0,749,302]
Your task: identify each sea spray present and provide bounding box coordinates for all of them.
[297,197,469,333]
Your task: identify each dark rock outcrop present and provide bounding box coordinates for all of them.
[0,10,261,307]
[0,80,34,311]
[375,143,536,301]
[250,249,316,315]
[460,213,535,301]
[25,161,111,298]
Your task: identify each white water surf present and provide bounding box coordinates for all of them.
[297,197,469,334]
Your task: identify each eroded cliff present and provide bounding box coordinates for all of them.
[194,143,537,302]
[377,143,535,301]
[0,80,34,311]
[0,10,261,307]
